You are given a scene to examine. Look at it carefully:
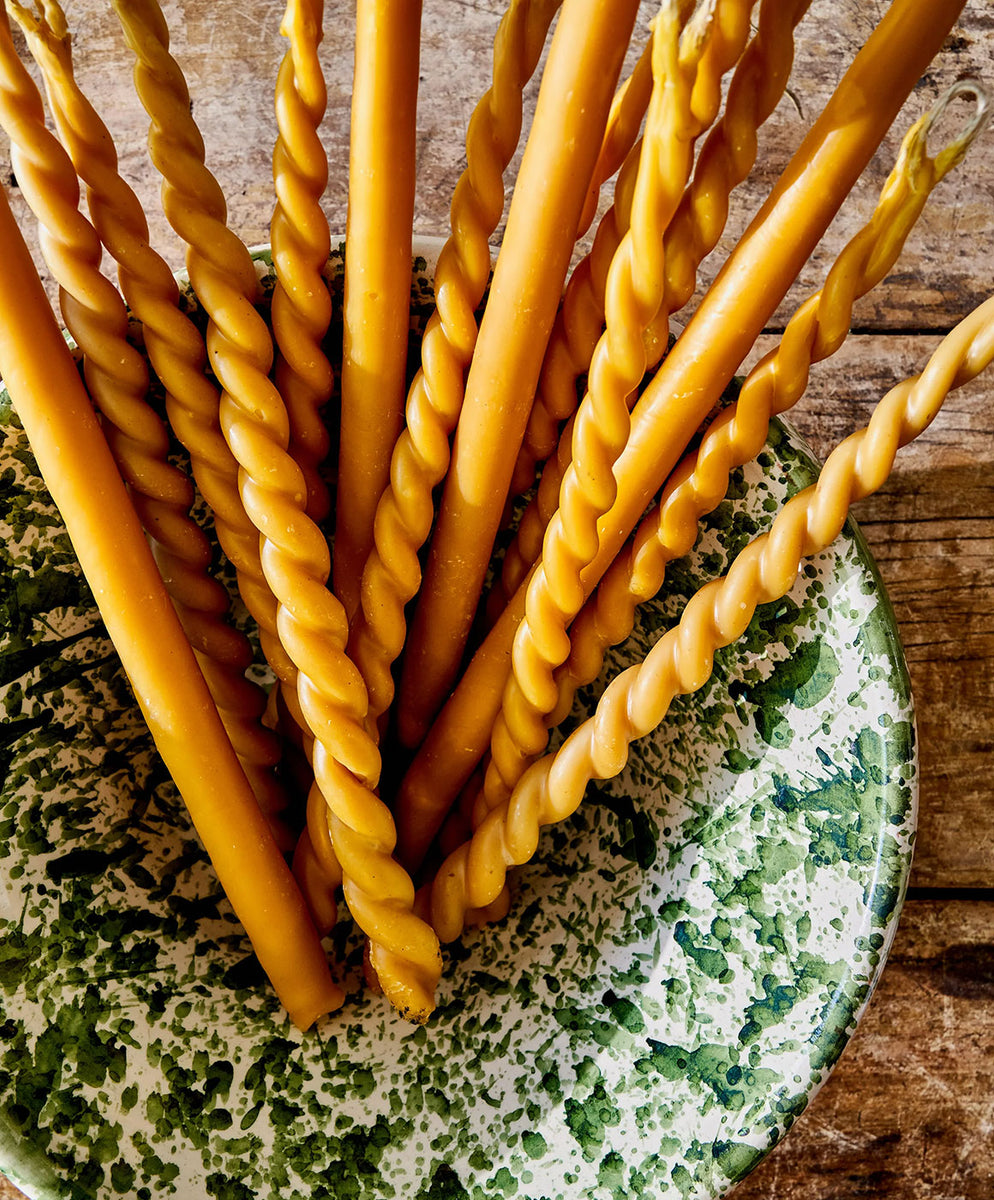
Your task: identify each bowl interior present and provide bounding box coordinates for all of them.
[0,246,916,1200]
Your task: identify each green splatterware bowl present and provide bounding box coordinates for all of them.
[0,241,915,1200]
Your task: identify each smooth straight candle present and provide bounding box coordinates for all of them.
[0,180,342,1031]
[335,0,423,621]
[397,0,641,748]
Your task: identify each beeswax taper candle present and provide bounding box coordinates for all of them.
[499,0,810,611]
[335,0,422,621]
[271,0,335,524]
[552,80,989,725]
[0,180,341,1030]
[397,0,641,747]
[583,0,968,598]
[346,0,563,726]
[576,35,652,240]
[394,0,967,866]
[115,0,441,1021]
[9,0,292,843]
[431,290,994,939]
[479,0,714,819]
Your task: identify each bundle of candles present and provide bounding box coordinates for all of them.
[0,0,991,1033]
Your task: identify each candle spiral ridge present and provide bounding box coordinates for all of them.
[644,0,814,364]
[271,0,334,523]
[494,138,639,591]
[0,14,161,519]
[575,36,652,241]
[8,0,292,835]
[477,2,712,821]
[346,0,562,723]
[497,0,806,612]
[108,0,291,681]
[552,79,990,724]
[432,293,994,941]
[384,0,971,879]
[115,0,440,1019]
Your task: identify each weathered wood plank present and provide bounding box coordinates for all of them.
[654,2,994,331]
[734,899,994,1200]
[2,2,991,326]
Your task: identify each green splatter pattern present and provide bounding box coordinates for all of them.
[0,247,915,1199]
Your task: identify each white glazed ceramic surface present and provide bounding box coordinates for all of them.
[0,246,915,1200]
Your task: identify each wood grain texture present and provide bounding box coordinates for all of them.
[3,1,991,321]
[733,900,994,1200]
[0,2,991,1199]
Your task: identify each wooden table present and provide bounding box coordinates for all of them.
[1,1,991,1196]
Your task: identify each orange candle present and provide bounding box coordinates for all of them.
[271,0,335,524]
[498,0,811,612]
[9,0,292,845]
[395,0,967,866]
[0,180,341,1030]
[575,0,758,239]
[550,77,989,725]
[397,0,641,748]
[431,292,994,940]
[575,36,652,239]
[335,0,423,620]
[110,0,294,691]
[479,0,717,818]
[346,0,563,727]
[586,0,968,596]
[114,0,441,1020]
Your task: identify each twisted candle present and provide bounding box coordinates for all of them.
[113,0,440,1020]
[575,35,652,240]
[0,133,341,1029]
[554,80,990,724]
[644,0,814,364]
[498,0,807,612]
[494,139,640,578]
[292,786,345,935]
[571,0,966,616]
[0,6,286,831]
[346,0,563,725]
[578,0,761,240]
[9,2,264,636]
[9,0,292,841]
[271,0,335,524]
[478,0,715,821]
[334,0,423,620]
[432,293,994,940]
[394,0,966,871]
[107,0,289,691]
[0,11,153,509]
